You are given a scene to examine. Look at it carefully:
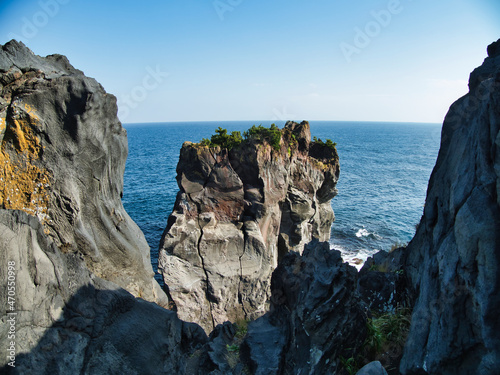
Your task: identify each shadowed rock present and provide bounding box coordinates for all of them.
[0,209,207,374]
[399,38,500,374]
[241,241,366,374]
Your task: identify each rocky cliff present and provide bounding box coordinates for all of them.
[0,209,205,374]
[0,40,166,306]
[158,121,340,332]
[396,39,500,374]
[0,40,173,372]
[241,240,366,374]
[2,37,499,375]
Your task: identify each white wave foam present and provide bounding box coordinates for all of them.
[331,243,377,271]
[355,228,370,238]
[355,227,382,240]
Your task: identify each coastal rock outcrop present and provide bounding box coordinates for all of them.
[0,209,206,374]
[241,241,366,375]
[158,121,340,332]
[398,39,500,374]
[0,40,173,371]
[0,40,166,306]
[4,36,499,375]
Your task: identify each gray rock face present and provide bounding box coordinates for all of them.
[358,247,410,314]
[241,241,366,375]
[0,40,167,306]
[400,39,500,374]
[0,210,206,374]
[159,121,340,332]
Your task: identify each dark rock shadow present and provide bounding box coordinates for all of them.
[2,285,207,375]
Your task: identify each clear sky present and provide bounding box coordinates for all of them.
[1,0,499,124]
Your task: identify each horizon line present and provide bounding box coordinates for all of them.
[122,119,443,126]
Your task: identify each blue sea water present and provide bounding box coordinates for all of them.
[122,121,441,282]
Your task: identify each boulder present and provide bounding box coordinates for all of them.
[356,361,388,375]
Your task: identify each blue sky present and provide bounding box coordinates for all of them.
[1,0,499,124]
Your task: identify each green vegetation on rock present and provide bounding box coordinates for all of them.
[312,136,337,150]
[341,307,412,374]
[200,127,243,150]
[244,123,282,151]
[198,123,282,151]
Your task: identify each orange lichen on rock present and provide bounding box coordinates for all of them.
[0,117,5,134]
[0,105,52,225]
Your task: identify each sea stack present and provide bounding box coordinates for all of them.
[158,121,340,332]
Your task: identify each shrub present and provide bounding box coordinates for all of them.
[244,123,282,151]
[197,124,282,151]
[363,307,412,358]
[235,319,249,339]
[200,138,212,147]
[340,356,359,375]
[312,136,337,150]
[200,127,243,150]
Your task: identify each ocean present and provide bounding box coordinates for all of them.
[122,121,441,282]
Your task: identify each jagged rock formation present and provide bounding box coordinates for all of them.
[0,40,166,305]
[358,247,409,315]
[3,37,499,375]
[241,241,366,374]
[0,40,173,371]
[0,210,205,374]
[397,39,500,373]
[158,121,340,332]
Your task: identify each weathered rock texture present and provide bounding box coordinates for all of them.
[0,210,206,374]
[0,40,166,305]
[0,41,355,375]
[241,241,366,375]
[0,40,176,371]
[399,39,500,374]
[158,121,340,332]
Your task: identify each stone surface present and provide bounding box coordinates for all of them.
[399,39,500,374]
[159,121,340,332]
[358,247,410,314]
[356,361,389,375]
[5,37,500,375]
[241,241,367,375]
[0,40,166,306]
[0,209,207,374]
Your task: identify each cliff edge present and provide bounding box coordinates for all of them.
[0,40,166,305]
[159,121,340,332]
[397,38,500,374]
[0,41,176,372]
